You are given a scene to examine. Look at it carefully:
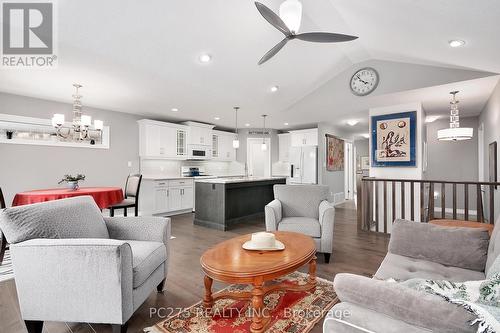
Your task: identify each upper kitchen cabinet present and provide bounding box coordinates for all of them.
[290,128,318,147]
[212,130,237,161]
[278,133,291,162]
[138,119,188,159]
[182,121,214,146]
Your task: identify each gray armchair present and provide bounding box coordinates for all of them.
[0,196,170,333]
[265,185,335,263]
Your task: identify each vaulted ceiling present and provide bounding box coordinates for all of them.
[0,0,498,131]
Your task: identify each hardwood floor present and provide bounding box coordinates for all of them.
[0,201,389,333]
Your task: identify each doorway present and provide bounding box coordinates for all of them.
[247,138,271,177]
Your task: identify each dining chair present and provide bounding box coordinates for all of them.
[109,174,142,217]
[0,187,7,265]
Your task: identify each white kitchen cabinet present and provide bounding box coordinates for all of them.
[278,133,291,162]
[138,120,189,159]
[290,128,318,147]
[212,130,237,161]
[139,178,194,215]
[183,121,214,146]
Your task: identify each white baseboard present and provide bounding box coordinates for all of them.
[332,192,346,205]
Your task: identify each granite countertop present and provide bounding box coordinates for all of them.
[142,175,245,181]
[195,176,287,184]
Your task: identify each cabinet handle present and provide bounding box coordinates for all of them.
[167,189,169,196]
[158,182,166,185]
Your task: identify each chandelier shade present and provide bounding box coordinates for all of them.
[279,0,302,33]
[437,91,473,141]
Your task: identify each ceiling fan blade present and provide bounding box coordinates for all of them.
[258,38,289,65]
[254,2,291,36]
[295,32,358,43]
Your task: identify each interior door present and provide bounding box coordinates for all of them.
[247,138,271,177]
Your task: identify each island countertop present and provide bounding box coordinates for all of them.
[195,176,287,184]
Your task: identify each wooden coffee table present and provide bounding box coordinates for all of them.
[200,231,317,333]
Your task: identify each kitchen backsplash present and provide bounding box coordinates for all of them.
[140,159,245,177]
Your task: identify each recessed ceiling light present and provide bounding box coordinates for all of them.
[214,116,220,120]
[171,108,179,112]
[199,53,212,63]
[449,40,465,48]
[361,133,370,139]
[284,122,289,126]
[425,115,440,123]
[347,120,359,126]
[270,85,279,93]
[245,123,250,127]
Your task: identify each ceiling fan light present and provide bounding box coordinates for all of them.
[279,0,302,33]
[437,127,473,141]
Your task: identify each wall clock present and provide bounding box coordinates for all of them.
[350,67,379,96]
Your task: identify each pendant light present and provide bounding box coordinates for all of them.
[232,107,240,149]
[437,91,473,141]
[261,115,268,151]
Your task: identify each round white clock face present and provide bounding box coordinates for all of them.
[350,67,379,96]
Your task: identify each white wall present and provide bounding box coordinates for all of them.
[479,80,500,222]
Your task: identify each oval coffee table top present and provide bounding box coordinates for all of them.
[200,231,316,282]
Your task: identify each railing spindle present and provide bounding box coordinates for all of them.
[464,184,469,221]
[477,184,483,222]
[392,181,396,222]
[383,181,388,233]
[452,183,457,220]
[490,185,495,224]
[375,181,379,232]
[420,182,425,222]
[401,181,405,219]
[429,182,435,221]
[441,183,446,219]
[411,181,415,221]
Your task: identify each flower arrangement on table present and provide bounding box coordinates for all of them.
[58,174,86,190]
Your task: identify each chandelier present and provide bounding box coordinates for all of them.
[51,84,104,144]
[437,91,473,141]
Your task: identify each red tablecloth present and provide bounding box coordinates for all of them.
[12,187,124,209]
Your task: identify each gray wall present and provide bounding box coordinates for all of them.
[0,92,141,205]
[425,116,479,212]
[318,122,352,202]
[479,80,500,222]
[354,139,369,176]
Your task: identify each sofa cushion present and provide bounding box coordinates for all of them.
[277,217,321,238]
[333,273,477,333]
[486,218,500,276]
[325,302,433,333]
[0,196,109,244]
[389,219,489,272]
[273,185,328,219]
[127,240,166,288]
[375,253,485,282]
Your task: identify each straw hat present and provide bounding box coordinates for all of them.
[242,232,285,251]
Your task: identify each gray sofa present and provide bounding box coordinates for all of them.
[324,219,497,333]
[0,196,170,333]
[265,184,335,263]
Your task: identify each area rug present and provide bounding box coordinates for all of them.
[144,272,338,333]
[0,250,14,283]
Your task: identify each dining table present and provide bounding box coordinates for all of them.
[12,187,124,209]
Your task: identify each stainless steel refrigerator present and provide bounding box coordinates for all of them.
[289,146,318,184]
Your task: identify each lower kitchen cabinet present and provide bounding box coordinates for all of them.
[139,179,194,215]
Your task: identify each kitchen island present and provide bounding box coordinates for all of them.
[194,177,287,231]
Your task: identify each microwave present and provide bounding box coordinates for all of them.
[187,145,212,160]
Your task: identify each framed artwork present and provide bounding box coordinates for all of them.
[371,111,417,167]
[489,141,497,189]
[360,156,370,170]
[326,134,344,171]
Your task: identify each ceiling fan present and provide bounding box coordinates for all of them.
[255,0,358,65]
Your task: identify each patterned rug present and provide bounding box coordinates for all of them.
[144,272,337,333]
[0,249,14,283]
